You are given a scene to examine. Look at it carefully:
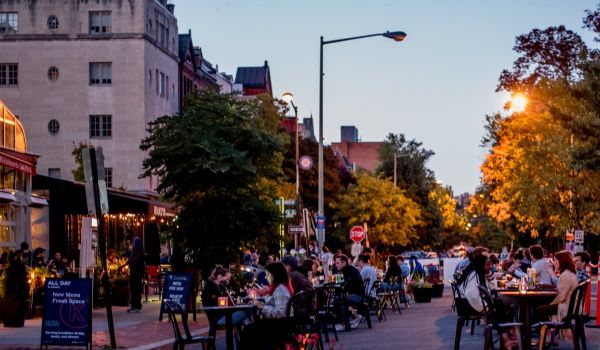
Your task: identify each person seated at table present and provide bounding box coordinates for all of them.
[456,254,493,314]
[299,257,318,279]
[32,247,47,268]
[574,251,591,283]
[357,254,377,297]
[536,251,578,322]
[382,256,403,290]
[202,266,252,333]
[281,255,315,319]
[396,255,410,278]
[239,262,294,350]
[529,244,556,286]
[507,250,527,279]
[334,254,364,330]
[47,251,67,277]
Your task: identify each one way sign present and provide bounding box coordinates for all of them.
[288,225,304,234]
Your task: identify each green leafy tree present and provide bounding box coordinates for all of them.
[334,173,422,249]
[376,133,443,250]
[71,141,94,182]
[140,90,287,272]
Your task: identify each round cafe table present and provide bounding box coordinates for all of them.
[498,289,557,350]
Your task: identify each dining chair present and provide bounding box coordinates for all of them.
[478,285,523,350]
[164,299,214,350]
[316,283,340,343]
[533,279,590,350]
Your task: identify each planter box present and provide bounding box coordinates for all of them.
[431,283,444,298]
[412,287,432,303]
[111,285,130,306]
[0,300,27,327]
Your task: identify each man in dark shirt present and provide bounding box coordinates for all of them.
[334,254,364,330]
[282,255,315,319]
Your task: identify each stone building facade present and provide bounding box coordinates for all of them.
[0,0,179,193]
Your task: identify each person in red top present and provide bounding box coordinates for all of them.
[240,262,294,349]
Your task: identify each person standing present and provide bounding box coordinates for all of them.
[120,236,145,313]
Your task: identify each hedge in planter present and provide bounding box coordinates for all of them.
[0,251,30,327]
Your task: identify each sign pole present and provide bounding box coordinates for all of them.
[83,148,116,348]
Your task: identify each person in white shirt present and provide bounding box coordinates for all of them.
[320,246,334,279]
[357,254,377,297]
[529,244,555,286]
[457,254,494,313]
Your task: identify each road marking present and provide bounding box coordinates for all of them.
[128,326,210,350]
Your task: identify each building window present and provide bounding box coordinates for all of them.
[0,12,18,34]
[155,69,159,94]
[89,62,111,85]
[47,15,59,31]
[89,115,112,138]
[47,66,59,82]
[0,64,18,86]
[149,69,152,85]
[48,119,60,135]
[160,72,165,97]
[104,168,112,188]
[166,76,169,100]
[48,168,61,178]
[89,11,111,34]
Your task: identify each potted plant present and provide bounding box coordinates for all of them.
[0,251,30,327]
[110,274,130,306]
[426,268,444,298]
[406,274,433,303]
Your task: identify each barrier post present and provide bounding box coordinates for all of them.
[585,282,591,316]
[586,273,600,328]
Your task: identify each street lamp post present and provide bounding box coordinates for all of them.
[282,92,300,249]
[318,30,406,250]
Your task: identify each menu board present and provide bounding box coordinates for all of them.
[40,278,92,347]
[159,272,192,320]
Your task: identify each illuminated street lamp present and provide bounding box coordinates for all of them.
[509,92,527,113]
[281,92,300,248]
[318,30,407,248]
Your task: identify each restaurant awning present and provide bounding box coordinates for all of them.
[28,195,49,208]
[0,147,39,176]
[0,190,16,202]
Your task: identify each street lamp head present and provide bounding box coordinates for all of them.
[383,31,407,42]
[281,91,294,104]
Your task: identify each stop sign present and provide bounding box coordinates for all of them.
[349,226,366,243]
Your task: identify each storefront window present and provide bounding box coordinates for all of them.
[0,205,15,248]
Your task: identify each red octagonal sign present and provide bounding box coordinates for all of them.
[349,226,365,243]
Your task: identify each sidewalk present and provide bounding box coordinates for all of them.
[0,297,211,350]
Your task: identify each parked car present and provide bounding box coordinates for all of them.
[400,251,428,259]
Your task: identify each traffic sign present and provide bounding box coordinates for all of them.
[299,156,313,170]
[349,226,366,243]
[288,225,304,234]
[574,230,584,244]
[316,215,326,230]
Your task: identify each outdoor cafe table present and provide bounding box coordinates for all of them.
[199,304,257,350]
[497,289,557,350]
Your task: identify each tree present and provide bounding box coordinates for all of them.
[333,173,422,248]
[376,133,443,249]
[428,183,468,249]
[71,141,94,182]
[140,89,287,272]
[497,25,589,93]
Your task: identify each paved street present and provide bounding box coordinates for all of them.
[1,287,599,349]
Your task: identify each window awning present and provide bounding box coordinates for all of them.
[0,147,39,175]
[0,190,16,202]
[28,195,48,208]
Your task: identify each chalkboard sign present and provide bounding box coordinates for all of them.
[40,278,92,348]
[159,272,193,320]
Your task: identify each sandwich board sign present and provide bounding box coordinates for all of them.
[40,278,92,348]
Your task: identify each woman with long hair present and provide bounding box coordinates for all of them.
[456,254,490,314]
[536,251,578,321]
[239,262,294,349]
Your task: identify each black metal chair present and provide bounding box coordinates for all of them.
[533,279,590,350]
[163,299,214,350]
[316,283,340,343]
[284,290,324,350]
[478,285,523,350]
[451,280,484,350]
[369,280,386,321]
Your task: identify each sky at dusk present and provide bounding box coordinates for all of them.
[172,0,598,195]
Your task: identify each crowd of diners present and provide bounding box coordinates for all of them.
[453,245,592,348]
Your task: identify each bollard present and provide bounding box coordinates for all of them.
[585,282,591,316]
[587,274,600,328]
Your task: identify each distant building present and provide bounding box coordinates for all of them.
[234,60,272,97]
[0,0,179,193]
[281,115,316,141]
[331,126,383,173]
[341,126,359,142]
